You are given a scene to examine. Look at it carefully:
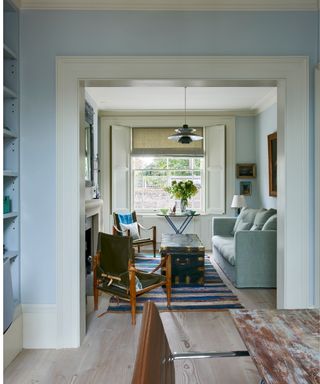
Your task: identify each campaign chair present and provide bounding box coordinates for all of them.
[113,211,157,257]
[131,301,250,384]
[93,233,171,325]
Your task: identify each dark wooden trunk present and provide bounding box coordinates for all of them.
[160,234,205,285]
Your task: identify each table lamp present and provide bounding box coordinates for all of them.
[231,195,246,215]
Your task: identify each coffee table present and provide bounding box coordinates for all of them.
[160,233,205,285]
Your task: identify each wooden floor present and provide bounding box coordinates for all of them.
[4,256,276,384]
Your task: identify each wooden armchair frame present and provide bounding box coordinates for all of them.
[93,241,171,325]
[113,211,157,257]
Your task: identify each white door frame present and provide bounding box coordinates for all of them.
[315,63,320,307]
[56,56,310,348]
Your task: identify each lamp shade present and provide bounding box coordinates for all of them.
[168,87,203,144]
[231,195,246,209]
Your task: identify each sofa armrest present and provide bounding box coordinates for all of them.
[234,230,277,287]
[212,217,236,237]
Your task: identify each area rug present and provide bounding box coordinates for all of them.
[107,255,243,313]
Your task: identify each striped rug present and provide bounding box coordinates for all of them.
[108,255,243,312]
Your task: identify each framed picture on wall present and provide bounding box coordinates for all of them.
[236,163,256,179]
[268,132,277,196]
[240,181,252,196]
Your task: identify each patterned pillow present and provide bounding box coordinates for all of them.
[120,222,140,240]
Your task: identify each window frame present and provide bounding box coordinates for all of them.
[131,155,206,214]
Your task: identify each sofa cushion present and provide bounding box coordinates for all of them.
[235,221,251,231]
[251,208,277,230]
[232,207,259,234]
[262,214,277,230]
[212,236,235,266]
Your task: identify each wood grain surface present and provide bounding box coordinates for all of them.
[4,256,276,384]
[231,309,320,384]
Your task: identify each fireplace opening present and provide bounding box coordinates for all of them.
[85,227,92,275]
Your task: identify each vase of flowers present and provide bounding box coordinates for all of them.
[164,180,199,212]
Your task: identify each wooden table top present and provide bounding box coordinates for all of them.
[230,309,320,384]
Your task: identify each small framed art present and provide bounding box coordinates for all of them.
[240,181,252,196]
[236,163,256,179]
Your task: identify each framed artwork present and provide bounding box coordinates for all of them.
[240,181,252,196]
[236,163,256,179]
[268,132,277,196]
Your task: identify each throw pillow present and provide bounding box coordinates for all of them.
[253,208,277,230]
[235,220,251,231]
[232,207,259,234]
[262,214,277,230]
[118,213,133,224]
[250,224,261,231]
[120,222,140,240]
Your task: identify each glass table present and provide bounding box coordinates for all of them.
[157,212,200,234]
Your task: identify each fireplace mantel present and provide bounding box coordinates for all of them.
[85,199,103,255]
[85,199,103,219]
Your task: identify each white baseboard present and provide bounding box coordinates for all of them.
[4,305,23,369]
[22,304,57,348]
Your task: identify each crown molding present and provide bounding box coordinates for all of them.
[98,109,257,117]
[12,0,21,8]
[20,0,319,11]
[252,87,277,114]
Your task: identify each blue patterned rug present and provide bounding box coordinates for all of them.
[108,255,243,312]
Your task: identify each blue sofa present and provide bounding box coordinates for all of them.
[212,208,277,288]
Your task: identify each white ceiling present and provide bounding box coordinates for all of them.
[19,0,318,11]
[85,86,277,111]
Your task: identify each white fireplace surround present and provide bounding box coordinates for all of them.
[85,199,103,255]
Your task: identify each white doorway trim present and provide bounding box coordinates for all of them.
[56,56,309,348]
[315,63,320,308]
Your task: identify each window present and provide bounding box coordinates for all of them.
[132,156,204,211]
[111,124,225,215]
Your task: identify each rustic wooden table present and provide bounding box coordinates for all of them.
[230,309,320,384]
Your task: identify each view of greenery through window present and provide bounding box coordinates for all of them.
[132,157,204,211]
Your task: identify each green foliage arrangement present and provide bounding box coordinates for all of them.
[164,180,199,201]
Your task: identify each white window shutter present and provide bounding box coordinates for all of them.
[111,125,131,212]
[205,125,226,214]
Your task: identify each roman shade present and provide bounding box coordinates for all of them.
[132,127,204,156]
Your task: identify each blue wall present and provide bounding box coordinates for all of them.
[235,116,260,208]
[20,11,318,304]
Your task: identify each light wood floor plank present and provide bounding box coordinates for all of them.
[4,255,276,384]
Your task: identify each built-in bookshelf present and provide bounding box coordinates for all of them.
[3,0,20,325]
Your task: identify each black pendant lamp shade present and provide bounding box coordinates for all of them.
[168,87,204,144]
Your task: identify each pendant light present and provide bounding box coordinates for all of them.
[168,87,203,144]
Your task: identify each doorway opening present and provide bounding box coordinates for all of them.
[56,56,309,348]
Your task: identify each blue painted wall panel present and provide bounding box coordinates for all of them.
[20,10,318,304]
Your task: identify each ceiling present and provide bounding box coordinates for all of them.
[85,86,277,112]
[18,0,318,10]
